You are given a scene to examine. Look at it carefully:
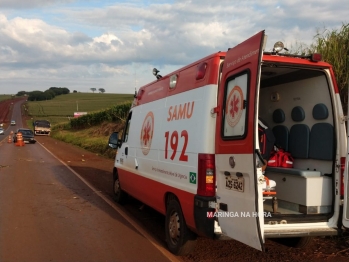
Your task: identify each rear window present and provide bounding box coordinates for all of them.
[20,130,33,135]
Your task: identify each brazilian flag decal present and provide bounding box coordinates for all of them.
[189,172,196,184]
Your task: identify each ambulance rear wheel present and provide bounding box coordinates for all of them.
[112,171,128,204]
[165,199,196,255]
[292,237,314,248]
[283,236,314,248]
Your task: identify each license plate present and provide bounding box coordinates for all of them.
[225,176,244,192]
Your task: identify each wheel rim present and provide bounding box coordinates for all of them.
[168,210,180,244]
[114,178,120,197]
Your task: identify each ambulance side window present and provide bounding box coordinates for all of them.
[122,112,132,142]
[222,71,249,139]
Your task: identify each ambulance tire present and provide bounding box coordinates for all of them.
[284,236,314,248]
[293,237,314,248]
[112,170,128,205]
[165,199,196,255]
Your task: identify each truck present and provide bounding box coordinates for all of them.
[33,120,51,135]
[108,30,349,255]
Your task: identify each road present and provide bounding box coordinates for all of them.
[0,100,176,262]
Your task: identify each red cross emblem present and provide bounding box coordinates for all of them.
[226,86,243,127]
[140,112,154,155]
[229,94,240,118]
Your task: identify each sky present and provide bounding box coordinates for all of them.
[0,0,348,95]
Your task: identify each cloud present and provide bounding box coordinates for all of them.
[0,0,75,9]
[0,0,348,94]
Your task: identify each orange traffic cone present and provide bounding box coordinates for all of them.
[15,132,25,147]
[7,135,12,143]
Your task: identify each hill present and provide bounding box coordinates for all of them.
[25,92,134,125]
[22,93,133,159]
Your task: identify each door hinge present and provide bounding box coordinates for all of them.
[335,159,340,172]
[340,115,348,123]
[211,106,220,116]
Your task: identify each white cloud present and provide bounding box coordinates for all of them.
[0,0,75,9]
[0,0,348,94]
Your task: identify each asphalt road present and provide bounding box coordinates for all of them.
[0,100,176,262]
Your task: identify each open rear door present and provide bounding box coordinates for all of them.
[343,91,349,228]
[215,31,265,250]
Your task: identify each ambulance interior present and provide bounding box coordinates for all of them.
[258,63,334,222]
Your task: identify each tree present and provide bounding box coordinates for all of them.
[73,90,77,93]
[48,87,70,95]
[310,23,349,111]
[61,87,70,94]
[99,88,106,93]
[90,88,96,93]
[16,91,27,96]
[44,90,55,100]
[28,91,46,101]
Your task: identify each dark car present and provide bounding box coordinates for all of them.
[13,128,36,144]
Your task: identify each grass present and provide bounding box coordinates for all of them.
[26,93,134,117]
[51,124,118,159]
[0,95,14,101]
[24,92,133,126]
[23,92,130,158]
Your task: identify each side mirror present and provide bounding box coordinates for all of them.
[108,132,120,149]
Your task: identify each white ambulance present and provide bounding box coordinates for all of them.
[108,30,349,255]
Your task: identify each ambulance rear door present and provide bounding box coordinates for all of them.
[215,30,265,251]
[343,91,349,228]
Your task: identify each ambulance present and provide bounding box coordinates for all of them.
[108,30,349,255]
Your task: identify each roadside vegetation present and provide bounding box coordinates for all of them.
[311,23,349,112]
[292,23,349,111]
[24,92,133,125]
[50,101,132,159]
[22,92,133,159]
[51,122,124,159]
[17,87,70,101]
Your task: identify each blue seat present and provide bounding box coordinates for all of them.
[309,104,334,160]
[272,109,289,151]
[288,106,310,159]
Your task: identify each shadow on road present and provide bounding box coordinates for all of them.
[49,164,168,249]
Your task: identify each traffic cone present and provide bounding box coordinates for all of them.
[15,132,25,147]
[7,135,12,143]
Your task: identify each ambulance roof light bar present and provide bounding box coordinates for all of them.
[264,41,322,62]
[311,53,322,62]
[272,41,289,54]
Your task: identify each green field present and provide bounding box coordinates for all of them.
[0,95,13,101]
[26,93,134,125]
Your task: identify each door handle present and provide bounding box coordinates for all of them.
[135,158,138,169]
[125,146,128,156]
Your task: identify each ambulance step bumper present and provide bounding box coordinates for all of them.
[265,227,338,238]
